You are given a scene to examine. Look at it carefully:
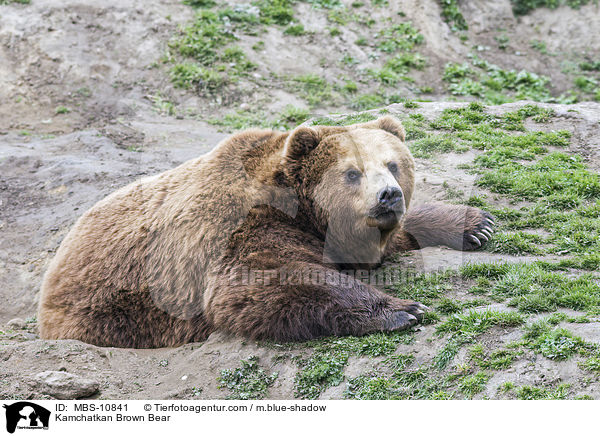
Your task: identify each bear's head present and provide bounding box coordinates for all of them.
[282,116,415,265]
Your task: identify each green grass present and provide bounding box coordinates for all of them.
[439,0,468,31]
[311,112,377,126]
[255,0,295,25]
[283,23,306,35]
[0,0,30,4]
[294,331,415,399]
[345,363,454,400]
[469,345,521,370]
[459,371,490,398]
[287,74,334,107]
[349,94,385,111]
[208,105,311,131]
[476,153,600,201]
[409,133,468,158]
[55,106,70,115]
[218,356,278,399]
[436,309,525,337]
[168,8,260,91]
[376,23,424,53]
[170,63,228,91]
[511,0,594,16]
[460,262,600,313]
[485,231,545,256]
[432,310,525,369]
[441,57,569,103]
[513,384,571,399]
[294,350,348,399]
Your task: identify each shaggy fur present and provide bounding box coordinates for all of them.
[38,117,494,348]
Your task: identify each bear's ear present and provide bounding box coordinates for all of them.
[361,116,406,142]
[378,116,406,142]
[282,126,321,165]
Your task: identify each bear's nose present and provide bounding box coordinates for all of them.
[377,186,403,207]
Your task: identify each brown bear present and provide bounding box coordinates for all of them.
[38,116,494,348]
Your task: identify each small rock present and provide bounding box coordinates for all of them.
[32,371,99,399]
[7,318,26,330]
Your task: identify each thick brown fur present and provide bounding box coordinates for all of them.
[38,116,494,348]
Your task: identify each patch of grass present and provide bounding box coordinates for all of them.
[346,363,454,400]
[294,351,348,399]
[349,94,385,111]
[476,152,600,201]
[409,133,468,158]
[170,63,228,91]
[495,34,510,50]
[530,39,550,55]
[287,74,333,107]
[459,371,490,398]
[433,309,524,369]
[220,46,257,73]
[283,23,306,35]
[341,80,358,93]
[469,344,522,370]
[183,0,216,7]
[208,109,269,131]
[462,262,600,313]
[485,231,545,256]
[294,331,415,399]
[388,271,455,306]
[329,27,341,36]
[0,0,30,4]
[254,0,295,25]
[376,23,424,53]
[303,0,343,8]
[535,328,586,360]
[439,0,468,31]
[151,94,176,116]
[55,106,70,115]
[169,8,260,91]
[277,105,310,127]
[442,57,558,103]
[511,0,593,16]
[580,357,600,372]
[437,309,525,337]
[580,60,600,71]
[218,356,278,399]
[170,10,236,65]
[514,383,571,399]
[311,112,377,126]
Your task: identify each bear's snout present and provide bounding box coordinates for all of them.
[376,186,403,208]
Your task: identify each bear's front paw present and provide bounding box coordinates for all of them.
[463,209,495,251]
[382,300,429,331]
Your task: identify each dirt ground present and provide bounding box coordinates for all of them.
[1,0,599,400]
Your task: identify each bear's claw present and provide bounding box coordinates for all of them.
[463,210,496,251]
[384,311,418,331]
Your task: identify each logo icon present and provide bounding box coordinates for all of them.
[3,402,50,433]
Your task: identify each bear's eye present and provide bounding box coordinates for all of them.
[387,162,399,174]
[345,169,362,184]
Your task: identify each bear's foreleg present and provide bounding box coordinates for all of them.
[387,203,495,253]
[206,262,427,341]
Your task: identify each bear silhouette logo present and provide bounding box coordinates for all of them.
[2,402,50,433]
